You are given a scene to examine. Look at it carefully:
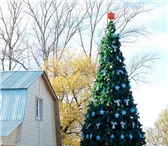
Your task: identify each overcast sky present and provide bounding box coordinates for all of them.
[122,1,168,128]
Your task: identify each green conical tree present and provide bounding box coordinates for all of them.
[81,12,146,146]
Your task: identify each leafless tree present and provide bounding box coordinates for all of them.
[77,1,150,61]
[0,0,158,81]
[115,2,150,40]
[77,0,157,85]
[24,0,87,69]
[0,0,27,70]
[127,52,160,85]
[77,0,113,59]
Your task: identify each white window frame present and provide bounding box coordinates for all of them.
[35,97,43,121]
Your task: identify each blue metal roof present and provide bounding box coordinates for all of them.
[0,89,27,136]
[0,121,22,136]
[0,71,43,89]
[0,89,27,121]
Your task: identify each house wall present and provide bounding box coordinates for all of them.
[16,76,57,146]
[0,125,21,146]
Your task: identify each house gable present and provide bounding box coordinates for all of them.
[16,75,57,146]
[0,71,62,146]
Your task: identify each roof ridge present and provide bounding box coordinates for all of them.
[0,70,44,72]
[0,71,44,89]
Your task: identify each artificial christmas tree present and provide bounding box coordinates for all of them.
[81,12,146,146]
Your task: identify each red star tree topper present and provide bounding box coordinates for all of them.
[108,12,115,20]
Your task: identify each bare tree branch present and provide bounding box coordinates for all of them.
[0,0,27,70]
[127,52,160,85]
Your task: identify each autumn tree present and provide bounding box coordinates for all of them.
[39,1,156,145]
[45,53,96,146]
[146,108,168,146]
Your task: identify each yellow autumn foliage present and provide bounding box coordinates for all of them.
[146,108,168,145]
[45,53,96,146]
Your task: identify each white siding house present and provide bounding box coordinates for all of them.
[0,71,62,146]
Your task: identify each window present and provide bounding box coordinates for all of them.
[35,97,43,121]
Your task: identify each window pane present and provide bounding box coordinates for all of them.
[38,100,40,118]
[36,99,39,118]
[35,98,43,120]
